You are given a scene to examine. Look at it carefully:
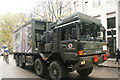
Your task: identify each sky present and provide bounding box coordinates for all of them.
[0,0,37,14]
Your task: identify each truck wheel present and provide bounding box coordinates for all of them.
[19,56,25,68]
[15,55,19,66]
[34,58,47,76]
[77,67,93,77]
[49,61,67,79]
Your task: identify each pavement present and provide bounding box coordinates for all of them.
[98,58,120,68]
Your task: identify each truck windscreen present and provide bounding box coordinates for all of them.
[79,22,104,41]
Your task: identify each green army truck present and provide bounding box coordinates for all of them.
[13,12,109,79]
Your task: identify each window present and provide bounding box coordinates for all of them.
[61,23,77,40]
[107,17,116,29]
[93,0,100,7]
[107,30,116,36]
[79,22,104,41]
[107,37,116,54]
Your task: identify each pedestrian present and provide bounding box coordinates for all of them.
[3,49,9,63]
[2,45,9,63]
[3,45,7,60]
[115,48,120,64]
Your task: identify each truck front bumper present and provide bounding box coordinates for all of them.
[72,53,108,71]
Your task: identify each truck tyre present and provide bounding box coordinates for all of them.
[15,55,19,66]
[34,58,47,77]
[77,67,93,77]
[49,61,67,79]
[19,56,25,68]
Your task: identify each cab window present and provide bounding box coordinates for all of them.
[61,23,77,41]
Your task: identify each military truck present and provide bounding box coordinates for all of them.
[13,12,109,79]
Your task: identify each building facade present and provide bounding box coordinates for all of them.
[70,0,120,57]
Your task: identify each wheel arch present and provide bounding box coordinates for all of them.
[33,53,44,61]
[47,53,64,63]
[33,53,49,66]
[14,53,21,59]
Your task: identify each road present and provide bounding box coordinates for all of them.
[0,54,119,80]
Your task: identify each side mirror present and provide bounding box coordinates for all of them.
[100,26,106,41]
[100,26,105,32]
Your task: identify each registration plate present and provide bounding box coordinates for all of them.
[95,50,101,53]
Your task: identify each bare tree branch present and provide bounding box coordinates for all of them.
[34,11,45,20]
[32,0,72,22]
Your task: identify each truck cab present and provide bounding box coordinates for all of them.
[42,12,109,78]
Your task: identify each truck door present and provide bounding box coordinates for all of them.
[60,23,79,61]
[53,28,60,52]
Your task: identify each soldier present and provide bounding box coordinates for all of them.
[115,48,120,64]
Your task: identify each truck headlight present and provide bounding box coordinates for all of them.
[81,61,86,65]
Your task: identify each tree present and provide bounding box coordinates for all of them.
[32,0,72,22]
[0,13,30,49]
